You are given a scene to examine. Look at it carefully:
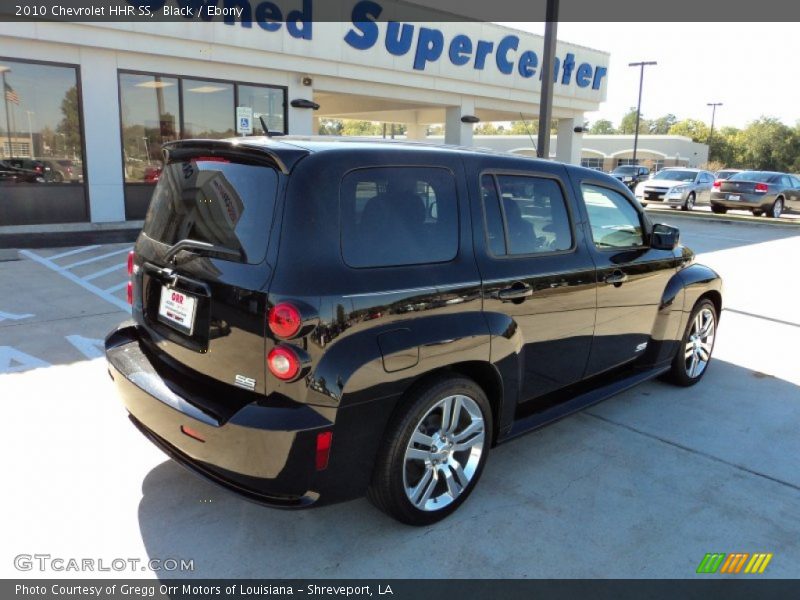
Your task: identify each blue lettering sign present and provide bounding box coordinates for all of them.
[575,63,593,88]
[414,27,444,71]
[385,21,413,56]
[344,0,381,50]
[448,34,472,66]
[495,35,519,75]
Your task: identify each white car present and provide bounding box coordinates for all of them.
[634,168,716,211]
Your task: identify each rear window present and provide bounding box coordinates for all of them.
[340,167,459,268]
[143,158,278,265]
[729,171,775,183]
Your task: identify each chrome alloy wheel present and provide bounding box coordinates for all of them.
[685,307,716,378]
[402,394,485,511]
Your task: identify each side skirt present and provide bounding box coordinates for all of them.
[503,364,670,442]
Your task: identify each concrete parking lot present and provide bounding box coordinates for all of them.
[1,217,799,579]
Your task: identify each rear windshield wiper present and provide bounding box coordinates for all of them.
[164,239,245,264]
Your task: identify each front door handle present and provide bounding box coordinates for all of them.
[498,283,533,302]
[605,270,629,287]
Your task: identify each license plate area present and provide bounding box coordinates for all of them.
[728,194,740,200]
[158,286,197,336]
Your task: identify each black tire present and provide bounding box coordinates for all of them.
[368,375,493,525]
[711,204,727,214]
[681,193,695,211]
[664,299,718,387]
[752,209,764,217]
[765,197,784,218]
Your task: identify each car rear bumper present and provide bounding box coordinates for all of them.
[105,322,334,508]
[710,193,774,209]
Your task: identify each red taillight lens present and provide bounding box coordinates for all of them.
[126,281,133,305]
[267,346,301,381]
[127,250,135,276]
[754,183,769,193]
[180,425,206,442]
[268,302,302,338]
[35,165,42,173]
[315,431,333,470]
[713,180,721,188]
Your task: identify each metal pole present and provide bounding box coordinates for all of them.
[537,0,559,159]
[628,61,657,166]
[2,70,12,159]
[707,102,722,161]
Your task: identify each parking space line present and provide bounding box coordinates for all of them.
[62,247,131,269]
[104,281,129,293]
[19,250,130,312]
[47,245,101,261]
[84,262,128,282]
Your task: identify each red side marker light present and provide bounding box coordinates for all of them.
[181,425,206,442]
[316,431,333,470]
[126,281,133,305]
[127,250,135,276]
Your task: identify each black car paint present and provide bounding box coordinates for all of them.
[105,138,722,508]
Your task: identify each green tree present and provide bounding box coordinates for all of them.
[733,117,799,171]
[649,114,677,134]
[668,119,709,142]
[56,86,81,157]
[589,119,615,134]
[619,107,651,134]
[317,119,343,135]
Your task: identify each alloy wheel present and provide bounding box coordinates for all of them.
[402,394,485,511]
[772,199,783,218]
[684,307,715,378]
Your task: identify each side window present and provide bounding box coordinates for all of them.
[481,174,573,256]
[779,175,792,188]
[582,184,645,249]
[340,167,458,268]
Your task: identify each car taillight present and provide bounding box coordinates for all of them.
[754,183,769,193]
[713,180,721,188]
[126,251,135,305]
[315,431,333,471]
[127,250,134,276]
[34,165,42,173]
[268,302,302,338]
[267,346,301,381]
[126,282,133,305]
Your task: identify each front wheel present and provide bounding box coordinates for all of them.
[681,193,695,211]
[368,376,492,525]
[665,299,718,386]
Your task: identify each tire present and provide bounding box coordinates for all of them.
[664,299,718,387]
[368,375,493,525]
[711,204,727,214]
[681,193,695,211]
[752,209,763,217]
[766,197,784,218]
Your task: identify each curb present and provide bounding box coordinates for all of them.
[645,208,800,229]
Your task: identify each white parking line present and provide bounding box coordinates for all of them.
[62,247,131,269]
[20,249,131,312]
[104,281,129,294]
[84,262,127,282]
[47,245,101,261]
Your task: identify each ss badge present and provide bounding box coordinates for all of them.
[234,374,256,391]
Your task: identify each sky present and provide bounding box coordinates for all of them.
[505,22,800,130]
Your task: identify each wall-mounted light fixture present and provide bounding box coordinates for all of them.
[573,126,586,133]
[460,115,480,124]
[301,76,313,87]
[290,99,320,110]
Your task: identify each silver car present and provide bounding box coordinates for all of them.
[634,168,716,211]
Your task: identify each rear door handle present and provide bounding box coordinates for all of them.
[498,283,533,301]
[605,270,629,287]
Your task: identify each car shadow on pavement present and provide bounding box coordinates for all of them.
[135,358,800,579]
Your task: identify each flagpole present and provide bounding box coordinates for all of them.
[1,69,11,159]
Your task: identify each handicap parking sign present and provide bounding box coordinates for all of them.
[236,107,253,134]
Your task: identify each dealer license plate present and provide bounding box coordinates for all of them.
[158,286,197,335]
[728,194,741,201]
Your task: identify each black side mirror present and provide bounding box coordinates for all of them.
[651,223,680,250]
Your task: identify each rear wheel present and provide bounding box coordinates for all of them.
[752,209,764,217]
[766,197,784,218]
[682,193,695,211]
[711,204,727,214]
[368,376,492,525]
[665,299,717,386]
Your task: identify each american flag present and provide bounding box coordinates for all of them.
[4,81,19,105]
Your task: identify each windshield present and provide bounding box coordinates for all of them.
[716,170,739,179]
[729,171,776,183]
[653,170,697,182]
[611,166,638,175]
[143,157,279,265]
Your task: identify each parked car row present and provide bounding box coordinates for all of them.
[0,157,82,183]
[634,168,716,211]
[710,171,800,218]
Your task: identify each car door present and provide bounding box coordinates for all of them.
[787,175,800,212]
[467,158,597,403]
[570,174,679,376]
[697,172,714,203]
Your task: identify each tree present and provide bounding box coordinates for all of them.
[56,86,81,157]
[668,119,709,142]
[733,117,799,171]
[589,119,615,134]
[339,120,383,136]
[619,107,651,134]
[649,114,677,134]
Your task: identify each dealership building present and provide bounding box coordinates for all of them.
[0,6,616,231]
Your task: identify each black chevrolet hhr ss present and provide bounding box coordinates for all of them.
[105,137,722,525]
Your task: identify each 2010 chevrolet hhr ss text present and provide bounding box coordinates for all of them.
[105,137,722,525]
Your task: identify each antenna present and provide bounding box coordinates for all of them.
[519,112,537,152]
[259,115,270,137]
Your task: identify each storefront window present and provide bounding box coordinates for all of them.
[119,73,180,183]
[182,78,235,139]
[237,84,285,135]
[0,58,87,225]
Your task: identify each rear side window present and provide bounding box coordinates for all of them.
[481,174,573,256]
[340,167,458,268]
[582,184,644,249]
[143,158,278,265]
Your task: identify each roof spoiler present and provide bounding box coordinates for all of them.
[161,139,309,175]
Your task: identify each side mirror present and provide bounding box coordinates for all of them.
[651,223,680,250]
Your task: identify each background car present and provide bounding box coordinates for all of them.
[713,168,744,182]
[634,167,715,211]
[0,159,45,183]
[710,171,800,218]
[610,165,650,190]
[4,157,50,181]
[42,159,82,182]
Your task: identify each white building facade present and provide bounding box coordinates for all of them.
[0,4,609,228]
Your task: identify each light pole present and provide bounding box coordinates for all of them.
[628,61,657,165]
[26,110,35,158]
[707,102,722,162]
[537,0,559,159]
[1,65,11,159]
